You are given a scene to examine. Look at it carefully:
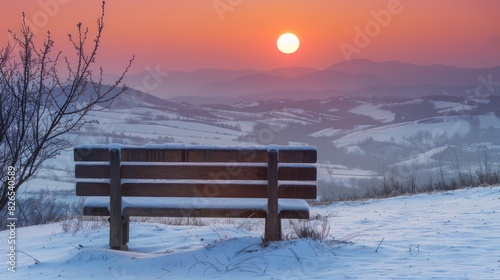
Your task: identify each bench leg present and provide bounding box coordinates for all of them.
[109,148,127,250]
[122,216,130,246]
[264,217,282,242]
[109,216,129,251]
[265,149,281,242]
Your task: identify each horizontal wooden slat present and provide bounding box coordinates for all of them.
[74,146,317,163]
[76,182,316,199]
[124,183,316,199]
[121,165,267,180]
[122,207,267,219]
[75,164,110,178]
[76,182,110,196]
[278,149,317,164]
[83,206,309,219]
[122,183,268,198]
[121,148,267,163]
[120,147,317,163]
[279,166,317,181]
[279,184,317,199]
[120,165,316,181]
[74,148,110,162]
[76,164,316,181]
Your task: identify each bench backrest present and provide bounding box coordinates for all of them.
[75,146,317,200]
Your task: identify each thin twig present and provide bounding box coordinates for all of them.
[375,237,385,252]
[289,248,300,261]
[68,242,82,250]
[17,250,40,264]
[307,241,319,257]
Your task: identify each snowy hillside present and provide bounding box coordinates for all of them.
[118,60,500,101]
[2,186,499,279]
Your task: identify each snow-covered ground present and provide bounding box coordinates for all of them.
[333,116,471,148]
[349,102,396,123]
[2,186,499,279]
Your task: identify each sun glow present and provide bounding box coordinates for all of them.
[277,33,300,54]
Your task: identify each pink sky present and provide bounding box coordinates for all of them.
[1,0,499,73]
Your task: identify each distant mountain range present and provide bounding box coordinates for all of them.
[105,59,500,105]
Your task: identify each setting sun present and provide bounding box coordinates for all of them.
[277,33,300,54]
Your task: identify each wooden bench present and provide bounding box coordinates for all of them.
[74,145,317,250]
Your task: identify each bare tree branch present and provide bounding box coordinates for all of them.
[0,1,134,211]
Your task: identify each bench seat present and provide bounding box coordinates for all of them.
[83,197,310,219]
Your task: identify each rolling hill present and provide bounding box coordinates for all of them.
[110,60,500,103]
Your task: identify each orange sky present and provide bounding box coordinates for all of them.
[1,0,499,73]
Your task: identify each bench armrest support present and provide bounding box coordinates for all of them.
[265,149,280,241]
[109,148,126,249]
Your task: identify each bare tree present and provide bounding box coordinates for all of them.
[0,1,134,211]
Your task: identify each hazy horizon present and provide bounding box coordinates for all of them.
[120,58,500,75]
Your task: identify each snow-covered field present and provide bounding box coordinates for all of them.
[333,116,472,148]
[349,102,396,123]
[2,186,499,279]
